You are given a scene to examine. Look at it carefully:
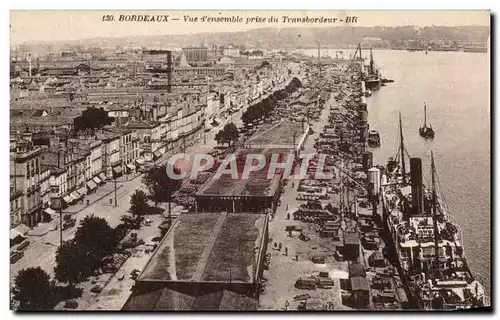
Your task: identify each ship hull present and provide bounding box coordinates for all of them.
[380,192,418,308]
[365,78,381,91]
[419,126,435,139]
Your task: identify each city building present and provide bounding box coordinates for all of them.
[122,212,268,310]
[95,131,122,179]
[222,45,241,57]
[39,165,51,209]
[195,148,289,213]
[126,121,162,163]
[48,166,68,205]
[10,136,43,228]
[182,47,209,63]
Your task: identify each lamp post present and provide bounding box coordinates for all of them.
[114,174,118,207]
[50,198,63,247]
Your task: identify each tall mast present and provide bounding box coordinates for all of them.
[424,102,427,128]
[399,112,406,184]
[431,151,440,271]
[370,47,374,74]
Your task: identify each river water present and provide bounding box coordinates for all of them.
[303,48,491,297]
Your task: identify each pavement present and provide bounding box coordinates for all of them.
[76,214,164,311]
[259,92,354,311]
[10,171,149,283]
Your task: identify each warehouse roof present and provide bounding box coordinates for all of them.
[196,148,290,198]
[351,276,370,292]
[122,288,258,311]
[138,212,267,284]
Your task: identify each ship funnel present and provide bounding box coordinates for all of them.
[362,151,373,174]
[410,158,424,215]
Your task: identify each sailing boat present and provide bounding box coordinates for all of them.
[419,102,435,139]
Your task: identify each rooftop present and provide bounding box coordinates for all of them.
[123,288,257,311]
[196,148,289,198]
[246,121,305,149]
[138,212,267,284]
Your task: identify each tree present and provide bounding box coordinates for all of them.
[215,129,226,146]
[73,107,113,133]
[12,267,55,310]
[142,164,182,215]
[55,216,120,284]
[74,215,120,261]
[54,241,88,284]
[223,122,239,146]
[130,189,149,221]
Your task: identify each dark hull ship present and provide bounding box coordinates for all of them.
[419,103,435,139]
[380,113,486,310]
[364,48,381,91]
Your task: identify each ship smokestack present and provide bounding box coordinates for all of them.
[166,50,172,93]
[362,151,373,174]
[410,158,424,215]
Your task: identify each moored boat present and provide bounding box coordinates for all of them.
[419,103,435,139]
[364,48,381,91]
[379,113,486,310]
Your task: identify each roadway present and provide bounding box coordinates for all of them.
[10,106,246,285]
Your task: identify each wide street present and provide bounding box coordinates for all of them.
[259,88,353,310]
[10,104,247,287]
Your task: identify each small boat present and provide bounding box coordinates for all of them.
[365,89,372,97]
[367,130,381,147]
[419,102,435,139]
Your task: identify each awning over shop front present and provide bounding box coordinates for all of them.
[135,158,145,165]
[70,191,81,201]
[10,224,30,240]
[87,180,97,190]
[93,176,102,184]
[10,229,22,240]
[63,195,73,204]
[43,207,57,216]
[77,187,87,196]
[127,163,136,171]
[99,173,107,181]
[113,166,123,175]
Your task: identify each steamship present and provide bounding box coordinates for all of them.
[379,113,486,310]
[364,48,381,91]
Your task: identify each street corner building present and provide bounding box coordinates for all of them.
[122,212,269,311]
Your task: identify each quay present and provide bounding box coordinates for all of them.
[10,46,403,311]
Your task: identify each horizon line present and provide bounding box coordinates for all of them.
[11,24,490,47]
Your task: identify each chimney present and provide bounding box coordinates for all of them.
[410,158,424,215]
[166,51,172,93]
[27,53,32,77]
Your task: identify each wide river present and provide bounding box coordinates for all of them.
[303,48,491,297]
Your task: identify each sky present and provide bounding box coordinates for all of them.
[10,10,490,44]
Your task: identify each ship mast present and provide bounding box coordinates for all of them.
[370,47,374,75]
[399,112,406,184]
[424,102,427,128]
[431,151,440,271]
